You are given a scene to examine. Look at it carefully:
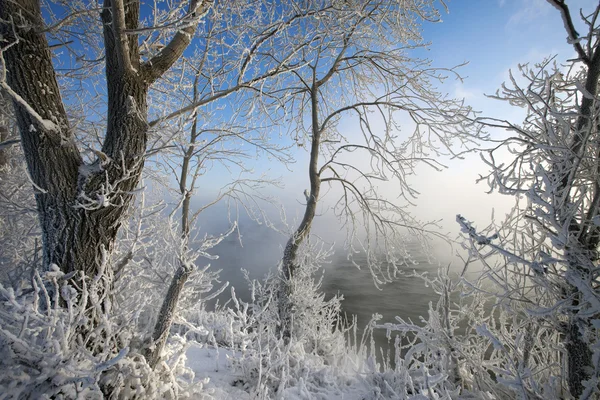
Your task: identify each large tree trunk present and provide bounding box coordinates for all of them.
[0,2,148,317]
[0,0,201,347]
[550,15,600,394]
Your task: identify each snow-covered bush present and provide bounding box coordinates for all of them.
[224,244,353,398]
[0,263,214,399]
[1,267,123,397]
[374,255,576,399]
[0,267,109,398]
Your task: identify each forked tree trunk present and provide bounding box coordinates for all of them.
[277,43,351,336]
[282,80,322,279]
[0,0,203,349]
[0,2,148,318]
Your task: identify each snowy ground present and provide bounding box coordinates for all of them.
[186,344,377,400]
[186,344,249,399]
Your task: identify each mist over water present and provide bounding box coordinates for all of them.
[323,248,441,332]
[207,223,445,352]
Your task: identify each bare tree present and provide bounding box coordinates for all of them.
[269,0,480,333]
[139,1,353,366]
[459,1,600,397]
[0,0,214,328]
[144,61,289,368]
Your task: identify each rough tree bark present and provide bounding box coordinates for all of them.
[1,0,85,277]
[0,0,206,331]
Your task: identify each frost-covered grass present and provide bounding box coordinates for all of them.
[1,204,598,399]
[181,256,599,399]
[2,250,598,399]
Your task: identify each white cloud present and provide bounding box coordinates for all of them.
[454,82,478,101]
[506,0,550,27]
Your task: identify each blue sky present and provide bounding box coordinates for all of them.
[428,0,599,110]
[427,0,584,93]
[252,0,600,251]
[41,0,594,247]
[397,0,598,234]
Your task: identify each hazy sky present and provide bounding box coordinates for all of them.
[190,0,598,259]
[409,0,595,234]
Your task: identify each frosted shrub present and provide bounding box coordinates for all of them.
[372,261,573,399]
[0,262,210,399]
[0,267,119,398]
[99,335,209,400]
[227,245,351,398]
[366,268,464,399]
[454,215,586,398]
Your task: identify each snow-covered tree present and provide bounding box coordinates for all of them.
[273,0,482,337]
[0,0,215,331]
[460,1,600,397]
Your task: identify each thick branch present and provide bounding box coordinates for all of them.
[110,0,134,73]
[141,0,211,83]
[547,0,590,64]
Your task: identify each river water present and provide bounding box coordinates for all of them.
[208,227,445,353]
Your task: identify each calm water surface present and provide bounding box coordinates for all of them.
[209,231,444,352]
